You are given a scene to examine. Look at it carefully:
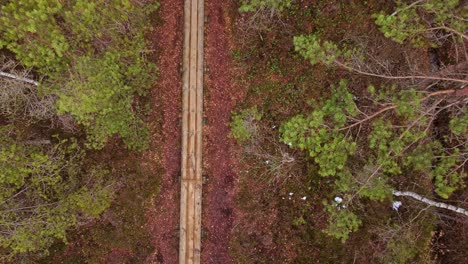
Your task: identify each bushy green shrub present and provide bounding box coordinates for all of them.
[289,2,467,242]
[280,80,358,177]
[293,34,344,66]
[230,106,262,143]
[0,0,69,73]
[0,129,113,260]
[280,80,466,241]
[323,202,361,242]
[373,0,466,47]
[55,51,153,150]
[0,0,158,150]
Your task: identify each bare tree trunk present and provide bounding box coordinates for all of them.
[333,61,468,85]
[0,70,39,86]
[393,190,468,217]
[23,139,51,145]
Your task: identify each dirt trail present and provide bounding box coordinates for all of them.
[145,0,183,263]
[146,0,240,262]
[202,1,242,263]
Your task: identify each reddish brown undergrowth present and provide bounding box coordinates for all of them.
[145,0,183,263]
[202,0,244,263]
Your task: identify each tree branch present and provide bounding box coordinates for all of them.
[338,105,397,131]
[334,61,468,85]
[0,70,39,86]
[393,190,468,217]
[390,0,425,16]
[429,26,468,41]
[338,89,459,131]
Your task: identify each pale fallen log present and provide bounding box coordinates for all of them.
[393,190,468,217]
[24,139,51,145]
[0,70,39,86]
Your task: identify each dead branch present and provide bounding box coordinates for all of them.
[0,70,39,86]
[428,26,468,42]
[334,61,468,85]
[339,89,461,131]
[393,190,468,217]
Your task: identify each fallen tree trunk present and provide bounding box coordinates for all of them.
[23,139,51,145]
[393,190,468,217]
[0,70,39,86]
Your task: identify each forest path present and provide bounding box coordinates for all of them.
[148,0,240,263]
[180,0,242,263]
[179,0,204,263]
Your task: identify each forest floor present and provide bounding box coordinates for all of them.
[145,0,183,263]
[201,0,244,263]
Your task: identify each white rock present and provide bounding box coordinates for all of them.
[334,196,343,204]
[289,192,294,196]
[392,201,402,211]
[288,142,292,146]
[301,196,307,200]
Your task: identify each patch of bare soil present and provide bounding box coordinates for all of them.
[202,0,244,263]
[144,0,183,263]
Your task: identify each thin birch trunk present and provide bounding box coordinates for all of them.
[393,190,468,217]
[0,71,39,86]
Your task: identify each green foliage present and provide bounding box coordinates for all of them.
[294,34,342,66]
[55,51,153,150]
[383,231,420,263]
[430,149,466,199]
[239,0,293,13]
[380,217,435,264]
[0,0,69,73]
[294,1,466,69]
[0,131,113,259]
[373,0,467,46]
[293,33,358,69]
[357,164,393,201]
[449,111,468,136]
[393,89,422,120]
[403,144,434,172]
[0,0,158,150]
[290,6,466,241]
[280,80,357,177]
[230,106,262,143]
[323,201,361,242]
[280,80,466,240]
[292,216,307,226]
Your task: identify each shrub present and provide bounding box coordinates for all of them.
[0,0,159,150]
[280,80,466,240]
[323,201,362,242]
[373,0,466,47]
[230,106,262,143]
[0,129,113,260]
[0,58,55,122]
